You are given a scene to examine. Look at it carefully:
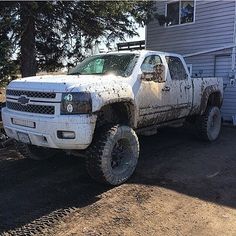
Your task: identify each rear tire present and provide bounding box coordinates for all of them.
[197,106,221,141]
[15,142,57,160]
[86,124,139,185]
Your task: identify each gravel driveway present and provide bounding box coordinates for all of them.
[1,127,236,236]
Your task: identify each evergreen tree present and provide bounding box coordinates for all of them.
[0,1,164,81]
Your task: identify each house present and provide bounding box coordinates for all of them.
[146,0,236,123]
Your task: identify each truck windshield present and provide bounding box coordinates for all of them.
[68,53,139,77]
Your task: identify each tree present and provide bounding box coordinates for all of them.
[0,1,18,86]
[0,1,164,80]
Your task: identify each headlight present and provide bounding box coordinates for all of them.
[61,92,92,115]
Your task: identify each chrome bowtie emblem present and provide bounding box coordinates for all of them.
[18,95,30,105]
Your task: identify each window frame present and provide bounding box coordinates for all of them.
[165,0,196,28]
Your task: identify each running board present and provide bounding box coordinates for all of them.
[136,118,186,136]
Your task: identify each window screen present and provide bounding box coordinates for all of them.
[181,1,194,24]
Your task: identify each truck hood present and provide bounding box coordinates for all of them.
[8,74,130,93]
[7,75,135,112]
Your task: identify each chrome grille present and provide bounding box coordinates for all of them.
[6,90,56,99]
[7,101,55,115]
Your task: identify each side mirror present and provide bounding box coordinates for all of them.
[153,64,166,83]
[141,72,154,82]
[141,64,166,83]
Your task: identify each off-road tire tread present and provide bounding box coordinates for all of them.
[198,109,210,141]
[15,141,33,159]
[197,106,221,141]
[86,124,118,184]
[15,141,54,160]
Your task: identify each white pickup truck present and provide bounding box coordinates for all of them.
[2,50,223,185]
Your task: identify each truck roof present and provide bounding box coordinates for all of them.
[97,50,183,58]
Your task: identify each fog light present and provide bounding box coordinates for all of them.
[57,131,75,139]
[67,104,73,113]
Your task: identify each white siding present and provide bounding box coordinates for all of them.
[146,0,235,55]
[185,49,232,78]
[146,0,236,122]
[216,55,236,121]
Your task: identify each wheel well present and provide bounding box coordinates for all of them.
[207,92,222,108]
[96,102,135,128]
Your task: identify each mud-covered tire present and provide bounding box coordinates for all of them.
[15,141,57,160]
[0,127,7,143]
[86,124,139,185]
[197,106,221,141]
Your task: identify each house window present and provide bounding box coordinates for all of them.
[166,0,195,26]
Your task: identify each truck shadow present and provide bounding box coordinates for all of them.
[132,126,236,209]
[0,127,236,233]
[0,152,111,233]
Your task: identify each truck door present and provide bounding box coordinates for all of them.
[164,56,192,119]
[136,54,173,127]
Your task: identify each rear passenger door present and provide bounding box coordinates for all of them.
[165,56,192,119]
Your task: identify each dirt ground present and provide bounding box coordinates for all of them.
[1,126,236,236]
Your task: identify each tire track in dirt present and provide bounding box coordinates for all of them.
[1,127,236,236]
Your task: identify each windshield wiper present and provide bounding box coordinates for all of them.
[68,72,81,75]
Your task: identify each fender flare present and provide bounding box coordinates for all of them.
[94,98,138,128]
[200,85,223,115]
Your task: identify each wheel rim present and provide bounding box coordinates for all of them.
[111,138,134,175]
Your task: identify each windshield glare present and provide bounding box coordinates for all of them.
[68,53,139,77]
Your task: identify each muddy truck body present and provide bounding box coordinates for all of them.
[2,50,223,185]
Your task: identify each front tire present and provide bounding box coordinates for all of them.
[197,106,221,141]
[86,125,139,185]
[15,142,57,160]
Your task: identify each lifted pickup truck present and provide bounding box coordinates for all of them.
[2,50,223,185]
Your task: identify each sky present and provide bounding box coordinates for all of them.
[130,27,145,41]
[98,26,145,53]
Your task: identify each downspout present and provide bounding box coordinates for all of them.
[230,0,236,125]
[231,0,236,76]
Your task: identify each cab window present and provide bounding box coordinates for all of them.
[141,55,162,73]
[165,56,187,80]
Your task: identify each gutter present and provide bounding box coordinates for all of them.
[183,45,236,58]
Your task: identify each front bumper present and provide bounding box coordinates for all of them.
[2,108,97,150]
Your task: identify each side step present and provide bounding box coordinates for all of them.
[136,118,185,136]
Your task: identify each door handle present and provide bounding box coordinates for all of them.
[162,86,170,92]
[185,85,191,89]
